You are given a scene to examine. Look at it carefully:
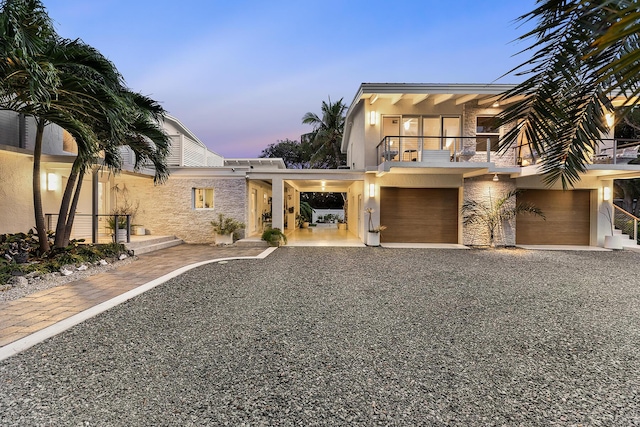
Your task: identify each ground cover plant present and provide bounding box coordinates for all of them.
[0,230,127,285]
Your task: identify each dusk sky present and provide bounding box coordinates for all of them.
[44,0,537,158]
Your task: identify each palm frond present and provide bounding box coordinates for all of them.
[497,0,640,188]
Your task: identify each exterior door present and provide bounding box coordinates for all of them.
[380,187,458,243]
[516,190,591,245]
[250,189,258,234]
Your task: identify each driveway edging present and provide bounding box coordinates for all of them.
[0,247,278,361]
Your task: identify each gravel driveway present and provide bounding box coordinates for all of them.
[1,247,640,426]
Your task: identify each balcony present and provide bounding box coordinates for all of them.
[376,136,513,166]
[592,139,640,165]
[376,136,640,168]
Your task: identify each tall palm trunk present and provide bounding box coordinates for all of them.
[54,159,80,248]
[32,119,50,254]
[62,173,84,246]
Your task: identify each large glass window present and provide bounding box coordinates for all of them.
[476,116,500,151]
[380,115,461,160]
[194,188,214,209]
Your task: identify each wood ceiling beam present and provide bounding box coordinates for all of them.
[454,94,479,105]
[412,94,429,105]
[432,93,454,105]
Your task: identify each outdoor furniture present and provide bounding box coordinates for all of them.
[381,150,398,161]
[403,149,418,161]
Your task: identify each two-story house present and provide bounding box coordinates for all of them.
[336,82,640,247]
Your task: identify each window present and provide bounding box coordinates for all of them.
[476,116,500,151]
[382,115,461,154]
[194,188,214,209]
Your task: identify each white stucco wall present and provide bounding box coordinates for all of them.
[0,151,35,233]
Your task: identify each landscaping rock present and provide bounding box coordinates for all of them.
[6,276,27,287]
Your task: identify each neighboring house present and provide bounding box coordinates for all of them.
[2,83,640,248]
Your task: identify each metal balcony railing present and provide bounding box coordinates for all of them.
[591,138,640,165]
[376,136,504,165]
[613,205,639,243]
[45,213,131,244]
[376,136,640,167]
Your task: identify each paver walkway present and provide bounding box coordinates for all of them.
[0,244,267,348]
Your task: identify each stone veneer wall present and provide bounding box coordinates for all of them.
[462,175,517,246]
[462,103,518,167]
[116,174,247,243]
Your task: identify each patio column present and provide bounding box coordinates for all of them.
[92,168,98,244]
[271,177,285,231]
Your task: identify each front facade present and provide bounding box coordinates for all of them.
[2,82,639,248]
[340,83,640,247]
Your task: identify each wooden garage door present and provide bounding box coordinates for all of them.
[380,188,458,243]
[516,190,591,245]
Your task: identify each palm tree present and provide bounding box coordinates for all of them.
[1,1,101,252]
[497,1,640,188]
[1,0,169,251]
[54,90,170,248]
[462,189,545,247]
[302,97,347,168]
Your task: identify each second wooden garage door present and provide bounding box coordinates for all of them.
[516,190,591,245]
[380,187,458,243]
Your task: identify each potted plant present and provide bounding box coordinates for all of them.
[601,204,623,249]
[337,218,347,230]
[365,208,386,246]
[107,184,139,242]
[106,207,131,243]
[211,213,245,245]
[300,201,314,228]
[262,227,287,247]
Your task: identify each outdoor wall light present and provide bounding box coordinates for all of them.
[369,110,376,126]
[604,186,611,201]
[605,113,614,128]
[47,172,58,191]
[492,174,499,182]
[369,183,375,198]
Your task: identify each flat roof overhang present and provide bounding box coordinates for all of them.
[583,164,640,180]
[511,164,640,180]
[248,169,366,193]
[378,161,495,178]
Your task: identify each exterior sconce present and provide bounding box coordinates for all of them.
[47,173,59,191]
[603,186,611,201]
[492,174,499,182]
[369,110,376,126]
[369,183,375,198]
[605,113,614,128]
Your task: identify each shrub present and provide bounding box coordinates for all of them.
[261,228,287,247]
[210,213,245,235]
[0,231,128,285]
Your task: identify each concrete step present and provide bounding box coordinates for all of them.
[125,235,179,249]
[126,236,184,255]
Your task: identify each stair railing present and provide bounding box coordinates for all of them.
[613,205,639,243]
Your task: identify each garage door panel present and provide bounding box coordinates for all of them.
[380,188,458,243]
[516,190,590,245]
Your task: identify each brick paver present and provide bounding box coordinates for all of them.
[0,244,266,347]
